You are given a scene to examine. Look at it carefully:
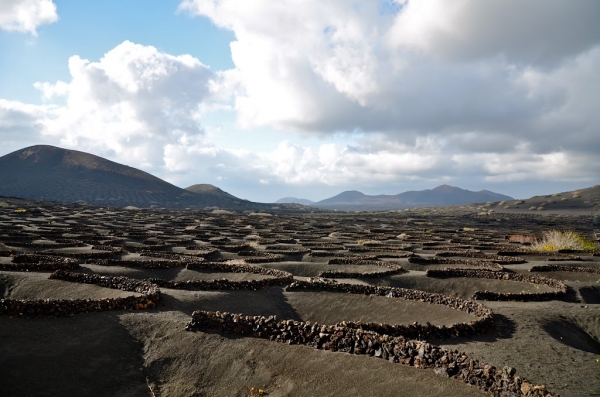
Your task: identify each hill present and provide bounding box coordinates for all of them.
[313,185,513,210]
[275,197,314,205]
[476,185,600,215]
[185,184,239,200]
[0,145,269,210]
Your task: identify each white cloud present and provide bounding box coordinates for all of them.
[31,41,219,170]
[163,135,452,191]
[387,0,600,67]
[0,99,55,153]
[179,0,600,143]
[2,1,600,202]
[175,0,600,197]
[0,0,58,35]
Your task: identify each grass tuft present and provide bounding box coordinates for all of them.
[530,230,597,252]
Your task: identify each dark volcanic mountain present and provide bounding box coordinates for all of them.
[0,145,268,210]
[185,184,239,200]
[313,185,514,210]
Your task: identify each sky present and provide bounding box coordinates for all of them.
[1,0,599,203]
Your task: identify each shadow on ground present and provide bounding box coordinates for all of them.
[542,316,600,354]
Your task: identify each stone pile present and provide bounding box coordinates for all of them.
[186,310,555,397]
[426,269,567,301]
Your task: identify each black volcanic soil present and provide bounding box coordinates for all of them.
[1,198,599,396]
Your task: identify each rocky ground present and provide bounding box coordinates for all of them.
[0,197,599,396]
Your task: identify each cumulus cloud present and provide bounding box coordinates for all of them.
[0,0,58,35]
[163,135,453,193]
[2,1,600,202]
[29,40,220,170]
[176,0,600,194]
[0,99,49,151]
[387,0,600,67]
[179,1,600,139]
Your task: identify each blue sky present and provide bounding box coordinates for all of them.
[0,0,235,103]
[1,0,599,203]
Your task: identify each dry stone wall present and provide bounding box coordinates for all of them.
[0,270,159,317]
[426,269,567,301]
[186,310,555,397]
[530,264,600,275]
[409,255,505,270]
[321,258,406,278]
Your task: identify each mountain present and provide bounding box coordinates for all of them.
[395,185,513,206]
[0,145,269,210]
[486,185,600,215]
[275,197,315,205]
[185,184,239,200]
[316,190,368,204]
[312,185,514,210]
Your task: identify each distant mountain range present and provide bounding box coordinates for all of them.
[275,197,315,205]
[0,145,271,210]
[0,145,530,212]
[278,185,514,210]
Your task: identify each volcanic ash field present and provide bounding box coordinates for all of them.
[1,199,599,397]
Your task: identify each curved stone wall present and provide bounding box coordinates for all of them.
[426,269,567,301]
[186,310,555,397]
[530,264,600,275]
[0,270,160,317]
[409,255,504,271]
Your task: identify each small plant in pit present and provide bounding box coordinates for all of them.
[530,230,597,252]
[246,385,277,396]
